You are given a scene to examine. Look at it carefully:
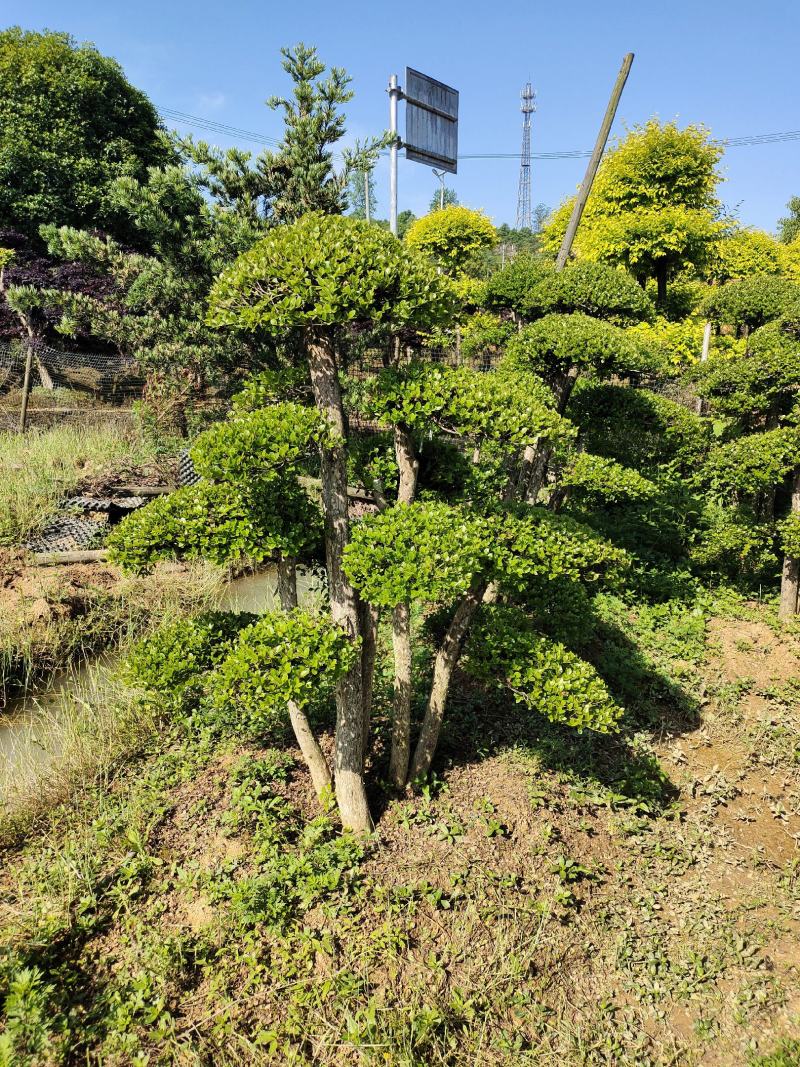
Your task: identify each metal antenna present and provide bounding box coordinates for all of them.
[515,82,536,231]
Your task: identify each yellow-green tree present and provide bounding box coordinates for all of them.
[711,227,784,282]
[406,205,496,276]
[542,121,723,305]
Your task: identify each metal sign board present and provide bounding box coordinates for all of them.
[404,67,458,174]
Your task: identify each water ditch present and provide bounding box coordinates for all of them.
[0,566,324,803]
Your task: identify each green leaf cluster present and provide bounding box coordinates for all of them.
[779,512,800,559]
[561,453,658,505]
[0,28,171,238]
[106,480,319,572]
[125,611,257,695]
[703,275,800,331]
[207,610,357,732]
[404,206,497,276]
[567,383,710,475]
[702,427,800,497]
[207,213,456,334]
[355,362,564,445]
[485,256,653,325]
[492,507,630,594]
[343,502,493,607]
[504,313,651,378]
[190,404,330,485]
[465,606,622,733]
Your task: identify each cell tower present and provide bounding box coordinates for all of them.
[515,82,536,231]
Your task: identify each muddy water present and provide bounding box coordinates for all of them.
[0,566,324,799]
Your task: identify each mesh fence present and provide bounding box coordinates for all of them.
[0,339,144,431]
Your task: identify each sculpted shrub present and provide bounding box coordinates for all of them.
[207,610,358,736]
[465,606,622,733]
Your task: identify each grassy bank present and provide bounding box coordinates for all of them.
[0,559,222,708]
[1,595,798,1064]
[0,422,165,546]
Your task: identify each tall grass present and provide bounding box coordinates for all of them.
[0,423,160,546]
[0,561,224,707]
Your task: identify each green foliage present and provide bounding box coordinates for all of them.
[778,512,800,559]
[208,213,455,334]
[561,452,658,505]
[465,606,623,732]
[628,315,705,366]
[405,206,497,276]
[190,403,329,484]
[483,254,557,321]
[691,503,778,578]
[230,367,311,410]
[492,506,630,594]
[484,256,653,325]
[542,121,723,299]
[712,227,785,281]
[777,196,800,245]
[207,610,357,733]
[344,502,493,607]
[458,311,515,361]
[567,383,710,475]
[354,362,564,445]
[547,261,655,325]
[0,28,171,238]
[693,327,800,428]
[504,312,652,380]
[702,427,800,498]
[106,479,319,572]
[702,275,800,331]
[125,611,257,695]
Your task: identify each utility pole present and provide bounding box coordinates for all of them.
[388,74,401,235]
[555,53,634,270]
[515,83,536,231]
[432,168,446,210]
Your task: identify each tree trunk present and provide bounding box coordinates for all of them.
[655,260,668,307]
[306,330,371,833]
[524,366,579,504]
[409,583,485,782]
[276,554,333,802]
[389,600,413,789]
[779,467,800,622]
[360,600,380,753]
[276,554,298,610]
[394,423,419,505]
[18,332,35,433]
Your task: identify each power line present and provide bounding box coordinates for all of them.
[157,105,800,161]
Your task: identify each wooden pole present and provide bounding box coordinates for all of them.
[696,321,713,414]
[555,53,634,271]
[18,333,35,433]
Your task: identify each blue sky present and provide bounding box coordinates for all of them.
[11,0,800,230]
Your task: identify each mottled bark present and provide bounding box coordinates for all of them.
[394,423,419,505]
[276,554,333,802]
[306,330,371,833]
[409,583,486,782]
[360,600,379,753]
[389,600,413,789]
[779,467,800,622]
[524,365,579,504]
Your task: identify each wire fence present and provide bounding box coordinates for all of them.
[0,339,144,431]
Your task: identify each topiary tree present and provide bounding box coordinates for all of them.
[112,211,639,822]
[405,206,497,276]
[205,213,454,829]
[691,306,800,618]
[702,275,800,337]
